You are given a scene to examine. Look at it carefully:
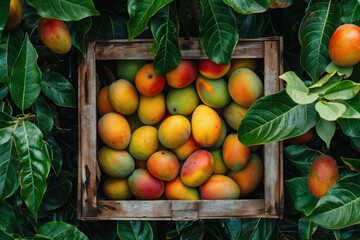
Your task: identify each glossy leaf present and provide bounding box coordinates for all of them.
[46,137,63,176]
[41,72,77,108]
[236,11,269,38]
[0,85,8,100]
[342,157,360,172]
[199,0,238,64]
[13,121,51,220]
[316,119,335,148]
[0,203,33,236]
[150,4,181,75]
[0,125,19,200]
[238,218,275,240]
[26,0,99,21]
[284,145,321,175]
[298,219,317,240]
[222,218,241,239]
[309,71,336,89]
[176,221,204,240]
[223,0,269,14]
[0,29,24,84]
[70,17,92,58]
[0,0,10,31]
[299,0,341,81]
[315,101,346,121]
[9,33,41,111]
[304,174,360,229]
[37,221,88,240]
[127,0,172,40]
[338,118,360,137]
[341,94,360,118]
[280,71,318,104]
[341,0,360,25]
[33,96,53,139]
[117,220,153,240]
[286,177,318,216]
[238,90,318,146]
[322,80,360,100]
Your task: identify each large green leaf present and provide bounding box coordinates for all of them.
[0,28,24,84]
[298,219,317,240]
[13,121,51,220]
[223,0,269,14]
[117,221,153,240]
[284,145,321,175]
[26,0,99,21]
[150,4,181,75]
[127,0,172,40]
[322,80,360,100]
[238,90,318,146]
[238,218,275,240]
[304,174,360,229]
[37,221,88,240]
[41,71,76,108]
[9,33,41,111]
[70,17,92,58]
[315,118,335,148]
[0,125,19,200]
[341,0,360,25]
[0,0,10,31]
[338,118,360,137]
[0,203,33,237]
[286,177,318,216]
[341,93,360,118]
[236,11,269,38]
[299,0,341,81]
[33,96,54,139]
[315,101,346,121]
[199,0,239,64]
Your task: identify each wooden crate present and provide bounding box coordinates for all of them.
[77,37,284,220]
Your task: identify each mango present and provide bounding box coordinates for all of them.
[210,148,229,175]
[204,117,227,150]
[180,150,215,187]
[97,112,131,150]
[198,59,230,79]
[147,150,180,181]
[196,75,230,108]
[191,104,222,147]
[97,146,135,178]
[5,0,23,30]
[108,79,139,115]
[228,68,263,107]
[228,154,264,196]
[116,60,148,83]
[222,133,251,171]
[103,177,132,200]
[223,101,248,130]
[172,135,202,161]
[128,126,159,161]
[226,59,258,78]
[199,175,240,200]
[165,177,200,200]
[166,85,199,116]
[128,168,164,200]
[96,85,115,116]
[137,93,166,125]
[308,155,339,198]
[158,115,191,149]
[37,18,72,54]
[165,60,198,88]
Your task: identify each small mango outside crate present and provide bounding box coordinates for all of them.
[77,37,284,221]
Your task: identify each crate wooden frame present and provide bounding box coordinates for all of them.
[78,37,284,221]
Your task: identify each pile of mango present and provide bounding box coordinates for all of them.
[96,58,264,200]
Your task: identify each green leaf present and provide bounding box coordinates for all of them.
[41,72,76,108]
[0,126,19,200]
[341,157,360,172]
[223,0,269,14]
[40,171,72,211]
[325,61,353,78]
[316,119,335,148]
[92,12,128,40]
[341,0,360,25]
[9,33,41,111]
[222,218,241,239]
[175,221,204,240]
[238,218,275,240]
[299,0,341,81]
[272,218,300,240]
[341,93,360,118]
[286,177,318,216]
[117,221,153,240]
[127,0,172,41]
[310,71,336,89]
[0,0,10,31]
[26,0,99,21]
[0,229,14,240]
[37,221,88,240]
[284,145,321,175]
[33,96,54,139]
[150,4,181,75]
[280,71,318,104]
[46,137,63,175]
[322,80,360,100]
[0,85,8,100]
[338,118,360,137]
[236,11,269,38]
[0,203,33,237]
[199,0,239,64]
[238,90,318,146]
[0,28,24,84]
[70,17,92,58]
[13,121,51,220]
[352,137,360,148]
[315,101,346,121]
[298,219,317,240]
[304,174,360,229]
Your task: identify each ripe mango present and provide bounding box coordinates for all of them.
[222,133,251,171]
[128,168,164,200]
[199,175,240,200]
[158,115,191,149]
[109,79,139,115]
[137,93,166,125]
[128,126,159,161]
[165,177,200,200]
[147,150,180,181]
[196,75,230,108]
[166,84,199,116]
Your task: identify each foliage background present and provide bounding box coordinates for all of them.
[0,0,359,239]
